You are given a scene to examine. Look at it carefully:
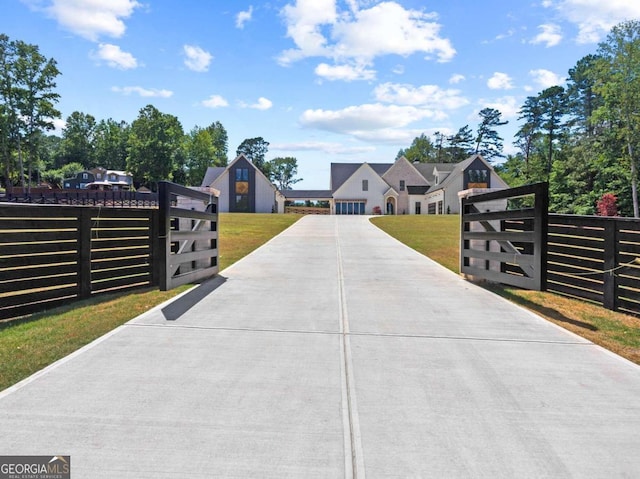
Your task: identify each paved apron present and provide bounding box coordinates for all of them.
[1,216,639,478]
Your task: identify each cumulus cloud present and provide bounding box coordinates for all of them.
[183,45,213,72]
[449,74,465,84]
[300,103,439,134]
[202,95,229,108]
[544,0,640,43]
[271,141,376,155]
[487,72,514,90]
[93,44,138,69]
[26,0,141,41]
[373,82,469,110]
[111,86,173,98]
[531,24,563,47]
[478,96,520,119]
[236,6,253,29]
[315,62,376,81]
[279,0,455,79]
[240,97,273,110]
[529,68,565,88]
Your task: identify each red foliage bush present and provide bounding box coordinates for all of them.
[597,193,619,216]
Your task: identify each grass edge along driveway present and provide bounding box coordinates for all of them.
[370,215,640,366]
[0,213,302,392]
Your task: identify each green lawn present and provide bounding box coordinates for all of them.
[0,213,302,392]
[371,214,640,365]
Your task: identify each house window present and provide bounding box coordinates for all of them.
[438,201,443,215]
[428,202,436,215]
[362,179,368,191]
[335,201,366,215]
[400,180,405,191]
[415,201,421,214]
[234,167,250,212]
[82,173,88,179]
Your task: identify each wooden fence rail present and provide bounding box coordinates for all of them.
[547,214,640,316]
[0,182,219,321]
[1,189,158,207]
[460,183,548,291]
[0,203,158,320]
[158,182,219,291]
[460,182,640,316]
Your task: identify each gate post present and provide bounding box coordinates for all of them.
[158,181,171,291]
[603,219,618,311]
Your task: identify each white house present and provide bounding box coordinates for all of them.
[201,154,277,213]
[308,154,507,215]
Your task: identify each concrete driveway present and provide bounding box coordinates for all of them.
[1,215,640,478]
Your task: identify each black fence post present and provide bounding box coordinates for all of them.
[158,181,171,291]
[534,182,549,291]
[603,219,618,311]
[78,208,92,299]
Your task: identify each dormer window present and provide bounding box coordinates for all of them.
[400,180,405,191]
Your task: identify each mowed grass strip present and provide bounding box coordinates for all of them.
[0,213,302,391]
[371,215,640,365]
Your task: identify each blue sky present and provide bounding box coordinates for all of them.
[3,0,640,188]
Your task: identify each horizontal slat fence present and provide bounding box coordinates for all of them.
[1,189,158,207]
[547,214,640,315]
[0,204,157,320]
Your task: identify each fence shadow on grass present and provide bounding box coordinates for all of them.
[161,275,227,321]
[486,284,599,332]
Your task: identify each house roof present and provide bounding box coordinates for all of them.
[407,185,430,195]
[426,155,481,194]
[331,162,392,193]
[201,167,226,187]
[280,189,332,199]
[412,162,456,184]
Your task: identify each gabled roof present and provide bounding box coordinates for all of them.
[331,162,392,193]
[426,155,486,194]
[412,162,456,184]
[201,167,226,187]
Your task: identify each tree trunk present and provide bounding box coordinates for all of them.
[17,138,25,192]
[628,140,639,218]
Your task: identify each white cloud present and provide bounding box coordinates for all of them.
[315,62,376,81]
[449,73,465,84]
[93,44,138,69]
[478,96,520,119]
[300,103,438,134]
[240,97,273,110]
[544,0,640,43]
[51,117,66,135]
[236,6,253,29]
[392,64,405,75]
[529,68,565,88]
[531,24,563,47]
[271,141,376,155]
[202,95,229,108]
[279,0,455,71]
[374,82,469,110]
[111,86,173,98]
[28,0,141,41]
[183,45,213,72]
[487,72,514,90]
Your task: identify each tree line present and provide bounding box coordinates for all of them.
[0,34,301,191]
[399,20,640,217]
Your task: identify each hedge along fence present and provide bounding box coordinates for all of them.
[0,203,158,320]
